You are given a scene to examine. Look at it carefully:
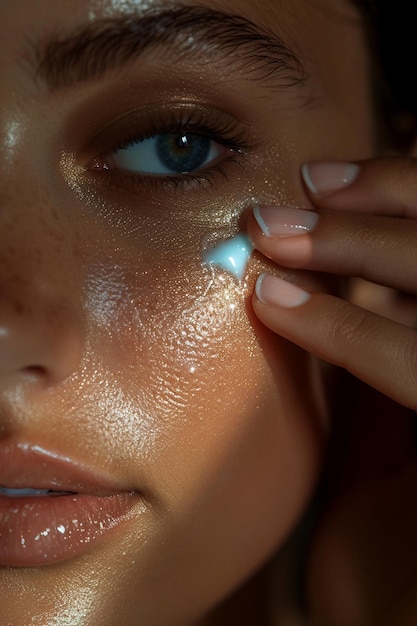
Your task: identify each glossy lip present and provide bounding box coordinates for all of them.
[0,442,129,493]
[0,442,141,567]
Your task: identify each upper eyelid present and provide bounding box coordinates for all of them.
[112,123,251,153]
[82,104,256,164]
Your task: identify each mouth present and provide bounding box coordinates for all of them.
[0,442,140,568]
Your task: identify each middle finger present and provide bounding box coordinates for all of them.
[248,207,417,294]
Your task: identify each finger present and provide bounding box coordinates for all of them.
[247,207,417,294]
[301,157,417,218]
[253,273,417,411]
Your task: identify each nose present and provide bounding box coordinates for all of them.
[0,106,84,392]
[0,286,82,387]
[0,189,83,390]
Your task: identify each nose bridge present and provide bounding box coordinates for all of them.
[0,180,84,388]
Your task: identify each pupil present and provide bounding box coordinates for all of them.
[178,135,189,149]
[156,133,211,173]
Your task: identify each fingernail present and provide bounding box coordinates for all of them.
[302,161,360,196]
[253,206,318,238]
[255,273,311,308]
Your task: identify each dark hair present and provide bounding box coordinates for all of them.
[354,0,417,149]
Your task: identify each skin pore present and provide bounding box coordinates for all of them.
[1,1,377,624]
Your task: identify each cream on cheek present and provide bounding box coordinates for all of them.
[203,232,254,281]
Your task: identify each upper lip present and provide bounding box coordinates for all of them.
[0,441,131,495]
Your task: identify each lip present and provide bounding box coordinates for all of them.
[0,442,140,567]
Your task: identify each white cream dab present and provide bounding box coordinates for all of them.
[203,233,254,281]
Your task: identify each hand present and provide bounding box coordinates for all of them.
[247,158,417,625]
[248,158,417,410]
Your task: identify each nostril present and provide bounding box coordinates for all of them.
[23,365,47,378]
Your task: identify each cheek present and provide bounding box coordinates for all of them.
[94,257,326,602]
[88,244,326,516]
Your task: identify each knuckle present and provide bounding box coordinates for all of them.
[322,303,372,370]
[330,304,370,346]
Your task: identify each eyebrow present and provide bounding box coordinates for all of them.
[34,6,307,92]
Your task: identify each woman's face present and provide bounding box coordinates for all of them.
[1,0,375,624]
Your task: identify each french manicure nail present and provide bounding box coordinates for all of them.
[253,206,318,237]
[256,273,311,308]
[302,161,360,196]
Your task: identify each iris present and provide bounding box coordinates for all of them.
[157,132,210,172]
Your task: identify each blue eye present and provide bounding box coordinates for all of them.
[112,132,224,175]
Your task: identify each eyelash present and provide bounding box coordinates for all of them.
[89,107,255,191]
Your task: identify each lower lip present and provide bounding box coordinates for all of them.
[0,491,137,567]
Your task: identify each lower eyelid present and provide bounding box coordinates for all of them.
[87,153,247,193]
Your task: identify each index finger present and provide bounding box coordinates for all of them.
[302,157,417,219]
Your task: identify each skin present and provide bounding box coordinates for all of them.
[1,0,411,624]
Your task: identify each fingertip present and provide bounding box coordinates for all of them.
[301,161,360,197]
[255,273,311,308]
